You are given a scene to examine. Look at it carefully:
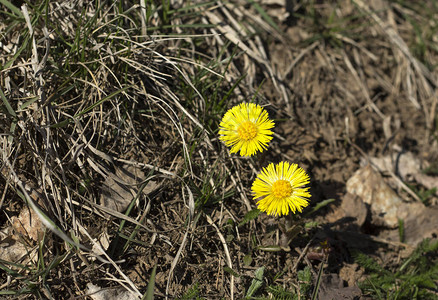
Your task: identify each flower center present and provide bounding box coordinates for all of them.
[271,180,293,199]
[237,121,257,141]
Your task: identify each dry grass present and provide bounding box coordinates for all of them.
[1,0,437,299]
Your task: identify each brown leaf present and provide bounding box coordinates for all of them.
[11,207,43,242]
[318,273,362,300]
[347,165,438,245]
[100,165,159,213]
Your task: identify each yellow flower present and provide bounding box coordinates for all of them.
[252,161,311,217]
[219,103,274,156]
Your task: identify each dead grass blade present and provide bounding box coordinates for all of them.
[206,214,234,300]
[354,0,437,130]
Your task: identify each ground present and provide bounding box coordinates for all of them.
[0,0,437,299]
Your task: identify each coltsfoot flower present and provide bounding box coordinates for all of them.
[219,103,274,156]
[252,161,311,217]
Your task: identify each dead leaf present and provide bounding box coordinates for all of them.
[0,238,36,263]
[86,283,139,300]
[11,207,43,242]
[369,151,437,194]
[413,173,438,192]
[346,165,438,245]
[91,228,111,256]
[379,206,438,246]
[0,227,38,263]
[326,193,367,229]
[339,263,364,287]
[318,273,362,300]
[346,165,406,227]
[369,151,425,181]
[100,165,159,213]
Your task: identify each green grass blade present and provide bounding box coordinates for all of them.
[0,87,16,117]
[398,218,405,243]
[142,264,157,300]
[304,199,335,217]
[0,87,18,143]
[108,173,155,258]
[0,0,22,16]
[1,31,29,70]
[51,86,130,128]
[311,260,325,300]
[247,0,280,31]
[168,1,215,14]
[0,290,17,296]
